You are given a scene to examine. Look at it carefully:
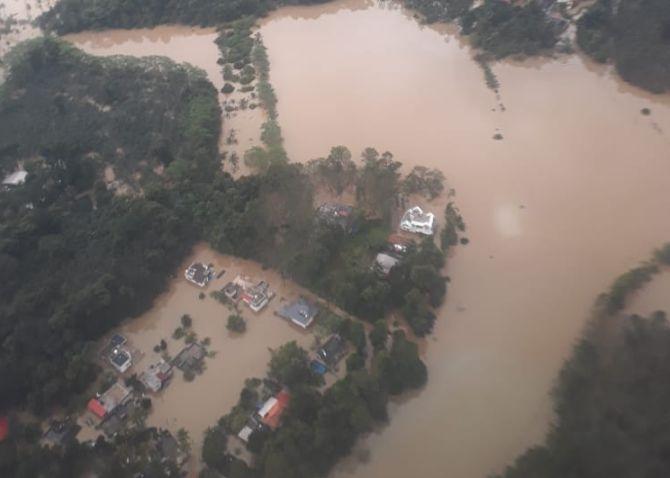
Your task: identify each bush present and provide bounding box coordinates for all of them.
[222,83,235,94]
[226,314,246,333]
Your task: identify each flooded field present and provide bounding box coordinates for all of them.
[4,0,670,476]
[65,27,265,166]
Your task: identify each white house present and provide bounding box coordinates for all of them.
[400,206,436,235]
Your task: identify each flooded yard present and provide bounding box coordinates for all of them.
[80,243,346,471]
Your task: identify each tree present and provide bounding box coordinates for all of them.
[181,314,193,328]
[202,426,228,472]
[268,342,322,389]
[369,320,388,352]
[227,314,246,333]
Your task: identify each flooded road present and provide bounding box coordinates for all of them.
[258,1,670,477]
[65,27,265,163]
[5,0,670,476]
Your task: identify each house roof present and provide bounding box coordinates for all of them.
[2,170,27,186]
[277,298,319,328]
[375,253,399,275]
[319,335,347,364]
[0,416,8,442]
[88,399,107,419]
[261,391,290,429]
[185,262,211,286]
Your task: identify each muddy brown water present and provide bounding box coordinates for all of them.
[8,0,670,476]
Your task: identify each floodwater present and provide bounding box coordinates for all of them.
[64,27,265,165]
[5,0,670,476]
[258,1,670,477]
[104,243,336,470]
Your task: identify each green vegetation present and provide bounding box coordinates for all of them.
[227,314,247,333]
[268,341,323,389]
[577,0,670,93]
[441,201,466,252]
[39,0,334,34]
[0,420,184,477]
[401,166,445,199]
[461,0,560,58]
[0,37,220,186]
[498,244,670,478]
[404,0,474,23]
[201,337,426,478]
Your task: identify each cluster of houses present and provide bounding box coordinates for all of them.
[222,275,276,312]
[85,333,207,438]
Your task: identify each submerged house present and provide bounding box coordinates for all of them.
[184,262,214,288]
[173,343,206,372]
[140,360,173,393]
[43,419,80,447]
[87,382,131,421]
[235,276,274,312]
[276,298,319,329]
[2,169,27,188]
[258,390,291,429]
[109,347,132,373]
[387,233,413,255]
[318,334,348,366]
[374,252,399,277]
[316,203,357,232]
[400,206,436,235]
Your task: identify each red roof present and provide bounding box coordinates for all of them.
[0,416,8,442]
[87,399,106,419]
[262,391,290,429]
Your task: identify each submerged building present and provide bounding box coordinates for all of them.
[400,206,436,235]
[184,262,214,287]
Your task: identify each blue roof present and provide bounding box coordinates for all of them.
[110,334,126,347]
[110,350,130,367]
[277,298,319,327]
[310,360,327,375]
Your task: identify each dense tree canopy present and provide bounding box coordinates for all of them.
[577,0,670,93]
[38,0,332,35]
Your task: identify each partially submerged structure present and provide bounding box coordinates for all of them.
[276,297,319,329]
[109,347,132,373]
[400,206,436,235]
[387,233,414,255]
[87,382,131,421]
[316,203,356,232]
[184,262,214,287]
[140,360,173,393]
[173,343,206,373]
[232,275,275,312]
[374,252,400,277]
[318,335,348,366]
[258,390,290,429]
[2,169,27,187]
[43,418,80,447]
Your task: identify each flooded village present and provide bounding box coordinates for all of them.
[1,0,670,477]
